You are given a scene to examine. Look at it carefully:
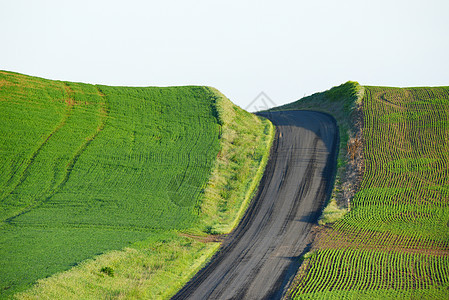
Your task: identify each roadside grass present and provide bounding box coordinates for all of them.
[199,88,275,234]
[318,198,346,225]
[0,71,274,299]
[15,232,219,300]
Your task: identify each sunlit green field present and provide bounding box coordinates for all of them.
[0,71,273,298]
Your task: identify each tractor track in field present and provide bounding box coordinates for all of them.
[173,110,338,300]
[4,85,108,224]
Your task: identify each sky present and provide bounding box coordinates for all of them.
[1,0,448,111]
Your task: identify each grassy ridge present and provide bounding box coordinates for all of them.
[200,88,275,234]
[283,85,449,299]
[0,71,274,298]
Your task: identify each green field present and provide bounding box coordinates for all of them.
[0,71,274,298]
[278,85,449,299]
[5,70,447,299]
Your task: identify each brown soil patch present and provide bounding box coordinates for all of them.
[179,233,226,243]
[312,226,449,257]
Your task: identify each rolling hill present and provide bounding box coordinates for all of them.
[273,83,449,299]
[3,70,448,299]
[0,71,274,299]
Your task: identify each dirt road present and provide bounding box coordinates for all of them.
[173,110,338,299]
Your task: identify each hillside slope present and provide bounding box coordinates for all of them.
[0,71,274,299]
[274,84,449,299]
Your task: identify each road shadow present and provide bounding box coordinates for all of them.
[257,110,337,153]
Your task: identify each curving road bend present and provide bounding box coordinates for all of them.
[173,110,338,300]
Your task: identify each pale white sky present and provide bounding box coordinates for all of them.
[1,0,448,110]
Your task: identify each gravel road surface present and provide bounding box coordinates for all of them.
[173,110,338,300]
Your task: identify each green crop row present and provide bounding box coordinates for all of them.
[292,248,449,297]
[289,86,449,299]
[336,86,449,240]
